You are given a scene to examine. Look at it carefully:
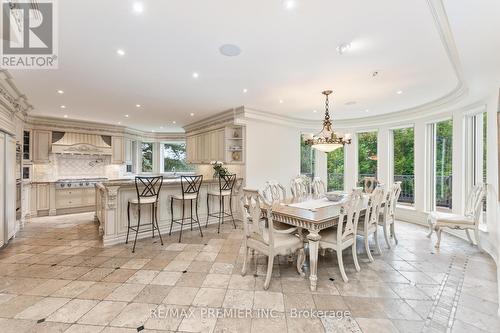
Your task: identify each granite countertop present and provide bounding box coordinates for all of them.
[98,177,243,188]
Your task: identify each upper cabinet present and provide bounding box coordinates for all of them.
[32,130,51,163]
[186,126,244,164]
[22,130,31,161]
[111,136,124,164]
[124,138,133,165]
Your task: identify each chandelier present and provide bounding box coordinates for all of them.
[305,90,351,152]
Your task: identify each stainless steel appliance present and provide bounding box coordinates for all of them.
[55,178,107,190]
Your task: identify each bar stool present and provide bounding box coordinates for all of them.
[169,175,203,242]
[126,176,164,253]
[206,174,237,233]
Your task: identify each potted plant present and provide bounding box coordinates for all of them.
[210,160,228,178]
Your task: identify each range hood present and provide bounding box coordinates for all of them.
[51,132,112,155]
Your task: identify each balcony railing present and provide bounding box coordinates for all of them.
[327,173,453,209]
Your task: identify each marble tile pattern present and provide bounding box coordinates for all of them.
[0,212,498,332]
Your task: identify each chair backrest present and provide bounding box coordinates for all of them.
[363,177,377,194]
[384,182,402,218]
[134,176,163,204]
[363,186,385,230]
[241,189,274,246]
[290,175,311,200]
[465,184,486,222]
[337,187,363,242]
[261,181,287,203]
[180,175,203,198]
[311,177,327,198]
[219,174,236,193]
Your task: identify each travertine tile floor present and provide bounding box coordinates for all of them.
[0,213,498,333]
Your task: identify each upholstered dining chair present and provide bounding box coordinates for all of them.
[357,186,385,262]
[379,182,402,249]
[427,184,486,250]
[311,177,327,198]
[240,189,305,290]
[319,187,363,282]
[290,175,311,200]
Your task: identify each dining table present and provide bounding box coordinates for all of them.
[263,195,371,291]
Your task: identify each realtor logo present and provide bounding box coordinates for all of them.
[1,0,58,69]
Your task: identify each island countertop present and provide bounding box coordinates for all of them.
[97,177,243,188]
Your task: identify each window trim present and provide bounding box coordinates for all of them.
[159,140,194,175]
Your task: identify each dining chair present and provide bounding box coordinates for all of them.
[261,181,287,202]
[126,176,164,253]
[319,187,363,282]
[169,175,204,243]
[363,177,377,194]
[427,184,486,250]
[290,175,311,200]
[357,186,385,262]
[311,177,327,198]
[240,189,305,290]
[378,182,402,249]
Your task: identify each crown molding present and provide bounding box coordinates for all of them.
[183,107,244,134]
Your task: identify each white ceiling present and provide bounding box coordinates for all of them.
[7,0,499,132]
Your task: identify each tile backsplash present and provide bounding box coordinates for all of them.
[33,155,126,182]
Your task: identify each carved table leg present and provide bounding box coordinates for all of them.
[307,229,321,292]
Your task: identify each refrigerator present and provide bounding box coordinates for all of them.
[0,131,16,247]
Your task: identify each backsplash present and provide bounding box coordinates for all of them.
[32,155,126,182]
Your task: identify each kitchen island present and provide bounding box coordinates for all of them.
[95,177,243,246]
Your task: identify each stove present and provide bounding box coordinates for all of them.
[55,178,107,189]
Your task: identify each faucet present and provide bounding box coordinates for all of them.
[171,166,176,176]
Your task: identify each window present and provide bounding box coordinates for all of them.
[434,120,453,211]
[469,112,487,221]
[141,142,154,173]
[358,131,378,184]
[393,127,415,206]
[300,134,315,179]
[161,142,193,173]
[327,147,344,191]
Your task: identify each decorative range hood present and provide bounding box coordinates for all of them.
[51,132,112,155]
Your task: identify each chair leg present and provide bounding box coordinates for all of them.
[365,236,374,262]
[391,219,398,245]
[126,202,131,244]
[296,248,305,277]
[190,199,193,231]
[383,223,391,249]
[221,196,225,225]
[474,227,482,252]
[178,200,185,243]
[151,204,155,238]
[169,198,174,236]
[155,204,163,246]
[195,198,203,237]
[264,254,274,290]
[132,206,141,253]
[465,229,474,245]
[427,215,434,238]
[217,196,222,234]
[206,195,210,228]
[374,230,382,255]
[435,228,442,248]
[337,248,348,283]
[229,195,236,229]
[241,246,249,276]
[352,242,360,272]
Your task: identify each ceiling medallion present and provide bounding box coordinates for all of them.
[305,90,351,153]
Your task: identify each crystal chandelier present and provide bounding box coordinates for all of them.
[305,90,351,153]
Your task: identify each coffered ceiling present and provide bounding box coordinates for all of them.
[6,0,500,132]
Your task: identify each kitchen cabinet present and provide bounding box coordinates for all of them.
[33,130,51,163]
[55,188,95,209]
[124,138,133,164]
[186,126,244,164]
[36,183,50,211]
[111,136,124,164]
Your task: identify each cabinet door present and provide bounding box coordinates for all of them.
[36,184,50,211]
[124,139,132,164]
[33,130,51,163]
[111,136,124,164]
[216,129,226,161]
[186,136,194,163]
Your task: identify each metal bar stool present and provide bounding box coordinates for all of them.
[169,175,204,243]
[206,174,237,233]
[126,176,164,253]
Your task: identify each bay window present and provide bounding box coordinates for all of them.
[327,147,344,191]
[392,127,415,206]
[161,142,193,173]
[141,142,154,173]
[300,134,315,179]
[357,131,378,184]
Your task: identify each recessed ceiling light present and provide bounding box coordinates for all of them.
[365,109,370,113]
[396,90,403,94]
[172,121,176,124]
[63,115,68,118]
[132,2,144,13]
[136,104,141,108]
[57,90,64,94]
[160,126,164,129]
[190,113,195,117]
[118,121,122,125]
[345,101,357,106]
[192,72,199,79]
[283,0,296,10]
[152,130,155,133]
[336,43,351,55]
[116,49,125,56]
[243,88,248,93]
[124,114,129,118]
[60,105,66,109]
[313,110,317,113]
[219,44,242,57]
[279,99,284,104]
